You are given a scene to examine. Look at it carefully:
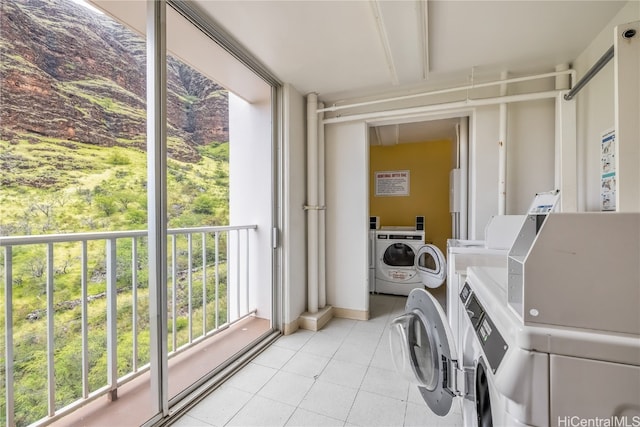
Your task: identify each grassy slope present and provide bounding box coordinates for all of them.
[0,134,230,425]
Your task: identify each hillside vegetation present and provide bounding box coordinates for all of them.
[0,0,233,424]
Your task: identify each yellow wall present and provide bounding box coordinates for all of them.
[370,139,452,253]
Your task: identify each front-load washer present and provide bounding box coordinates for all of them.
[391,267,640,426]
[375,227,446,296]
[390,282,517,426]
[447,214,525,367]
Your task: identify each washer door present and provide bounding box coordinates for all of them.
[416,244,447,288]
[389,288,459,416]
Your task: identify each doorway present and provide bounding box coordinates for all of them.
[367,116,469,306]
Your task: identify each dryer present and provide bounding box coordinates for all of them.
[375,226,446,296]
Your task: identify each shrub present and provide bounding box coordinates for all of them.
[192,195,216,215]
[107,152,131,166]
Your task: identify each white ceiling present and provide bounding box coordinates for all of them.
[192,0,626,145]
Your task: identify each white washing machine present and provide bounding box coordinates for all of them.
[390,266,640,426]
[375,226,446,296]
[447,214,525,361]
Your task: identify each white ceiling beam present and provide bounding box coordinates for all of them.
[369,0,399,86]
[418,0,429,80]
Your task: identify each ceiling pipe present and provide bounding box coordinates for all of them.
[322,90,561,125]
[318,69,575,114]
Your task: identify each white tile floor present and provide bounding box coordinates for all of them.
[173,293,463,427]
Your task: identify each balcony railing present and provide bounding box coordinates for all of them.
[0,225,258,427]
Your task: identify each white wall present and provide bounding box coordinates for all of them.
[229,94,274,320]
[574,1,640,211]
[280,85,307,328]
[507,99,556,213]
[469,106,499,239]
[469,93,556,239]
[321,100,556,314]
[325,122,370,315]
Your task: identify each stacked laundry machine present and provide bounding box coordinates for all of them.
[391,192,640,426]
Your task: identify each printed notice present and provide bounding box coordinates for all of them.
[375,170,410,196]
[601,129,615,211]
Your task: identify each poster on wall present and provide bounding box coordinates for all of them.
[601,128,616,211]
[375,170,410,196]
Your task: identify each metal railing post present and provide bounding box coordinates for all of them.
[214,232,220,329]
[171,235,177,352]
[46,243,55,416]
[81,241,89,398]
[202,233,207,334]
[4,246,15,427]
[132,237,138,372]
[106,239,118,401]
[187,233,193,343]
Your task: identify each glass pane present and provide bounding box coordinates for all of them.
[0,0,149,423]
[419,252,437,270]
[165,6,273,403]
[409,315,438,390]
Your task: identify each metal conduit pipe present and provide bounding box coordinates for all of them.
[322,90,561,125]
[564,46,614,101]
[306,93,319,314]
[318,69,575,114]
[498,72,508,215]
[459,117,468,240]
[318,102,326,309]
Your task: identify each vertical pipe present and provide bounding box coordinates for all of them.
[452,124,460,238]
[46,243,55,415]
[202,233,207,334]
[459,117,469,240]
[317,101,326,309]
[555,63,570,90]
[146,0,168,414]
[498,71,508,215]
[106,239,117,401]
[4,246,14,427]
[81,241,89,397]
[306,93,319,314]
[132,237,138,372]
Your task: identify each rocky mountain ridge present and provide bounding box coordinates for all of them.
[0,0,228,164]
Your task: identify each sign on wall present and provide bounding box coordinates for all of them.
[375,170,410,196]
[601,128,616,211]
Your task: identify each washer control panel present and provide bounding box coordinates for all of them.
[460,282,508,373]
